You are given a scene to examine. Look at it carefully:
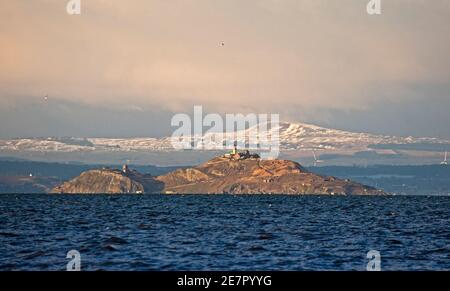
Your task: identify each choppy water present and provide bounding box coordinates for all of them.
[0,194,449,271]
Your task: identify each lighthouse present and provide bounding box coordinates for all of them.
[441,151,448,165]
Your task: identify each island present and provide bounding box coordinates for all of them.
[50,155,387,195]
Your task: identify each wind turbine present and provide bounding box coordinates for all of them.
[312,149,324,167]
[441,151,448,165]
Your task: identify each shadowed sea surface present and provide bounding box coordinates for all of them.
[0,194,449,271]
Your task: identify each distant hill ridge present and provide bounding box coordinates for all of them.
[1,122,449,153]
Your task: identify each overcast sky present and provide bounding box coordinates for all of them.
[1,0,450,138]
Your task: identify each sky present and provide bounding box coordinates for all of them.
[1,0,450,138]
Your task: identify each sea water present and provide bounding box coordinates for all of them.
[0,194,449,270]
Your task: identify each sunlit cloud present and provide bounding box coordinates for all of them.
[0,0,449,137]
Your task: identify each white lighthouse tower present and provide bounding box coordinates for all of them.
[441,151,448,165]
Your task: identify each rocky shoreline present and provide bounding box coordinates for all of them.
[51,157,387,195]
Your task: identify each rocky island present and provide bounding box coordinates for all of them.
[51,156,386,195]
[51,165,164,194]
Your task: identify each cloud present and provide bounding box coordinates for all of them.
[0,97,175,138]
[0,0,449,133]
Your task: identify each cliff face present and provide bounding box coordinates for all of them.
[155,157,386,195]
[51,157,387,195]
[50,169,163,194]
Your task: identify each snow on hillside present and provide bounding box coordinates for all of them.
[275,122,446,150]
[0,122,448,153]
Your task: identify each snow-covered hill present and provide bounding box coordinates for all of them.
[0,122,448,153]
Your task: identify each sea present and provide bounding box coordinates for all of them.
[0,194,449,271]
